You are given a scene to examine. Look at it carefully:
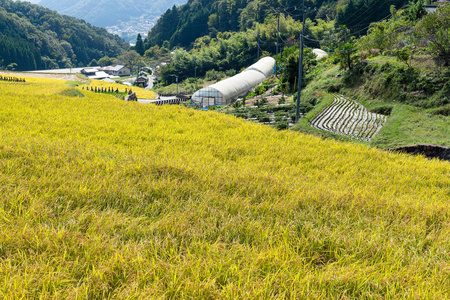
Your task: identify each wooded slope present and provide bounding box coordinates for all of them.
[0,0,128,70]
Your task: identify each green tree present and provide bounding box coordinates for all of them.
[396,48,411,67]
[416,5,450,66]
[117,50,141,73]
[144,45,160,59]
[365,22,390,53]
[135,33,145,56]
[7,63,18,71]
[98,56,116,67]
[88,59,98,67]
[404,0,426,21]
[279,46,317,93]
[337,42,358,70]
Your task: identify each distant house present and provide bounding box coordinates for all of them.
[424,5,438,13]
[99,66,113,73]
[107,65,130,77]
[81,67,114,80]
[81,68,98,76]
[134,76,148,87]
[88,71,110,80]
[424,1,449,13]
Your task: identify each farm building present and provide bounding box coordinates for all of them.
[107,65,131,77]
[192,57,275,108]
[134,76,148,87]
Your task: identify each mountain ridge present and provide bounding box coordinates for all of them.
[36,0,187,42]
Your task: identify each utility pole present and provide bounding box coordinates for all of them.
[257,29,260,60]
[276,11,280,58]
[194,56,197,80]
[276,11,280,76]
[171,74,179,94]
[295,1,309,123]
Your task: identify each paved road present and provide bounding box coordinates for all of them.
[27,67,88,74]
[137,96,177,104]
[145,75,155,90]
[138,99,159,104]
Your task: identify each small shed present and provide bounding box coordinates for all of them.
[135,76,148,87]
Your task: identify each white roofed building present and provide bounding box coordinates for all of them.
[107,65,131,77]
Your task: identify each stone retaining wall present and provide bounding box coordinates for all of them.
[390,144,450,161]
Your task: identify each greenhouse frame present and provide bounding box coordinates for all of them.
[192,57,275,108]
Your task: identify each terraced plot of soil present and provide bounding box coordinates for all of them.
[311,94,387,141]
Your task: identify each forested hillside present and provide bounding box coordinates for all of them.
[336,0,411,35]
[145,0,410,49]
[0,0,128,71]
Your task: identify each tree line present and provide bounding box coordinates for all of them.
[144,0,413,51]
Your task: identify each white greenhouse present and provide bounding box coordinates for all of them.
[192,57,275,108]
[313,49,328,59]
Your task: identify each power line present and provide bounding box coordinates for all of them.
[355,24,411,49]
[330,24,412,54]
[337,0,390,26]
[348,4,408,35]
[299,6,410,48]
[303,35,324,43]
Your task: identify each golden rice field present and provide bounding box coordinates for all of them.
[86,79,156,99]
[1,77,450,299]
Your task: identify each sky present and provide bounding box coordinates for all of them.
[20,0,41,3]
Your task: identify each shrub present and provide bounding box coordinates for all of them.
[255,85,266,95]
[327,85,342,93]
[274,116,284,122]
[205,69,226,81]
[396,48,411,67]
[432,105,450,116]
[275,121,289,130]
[258,115,271,122]
[226,69,236,77]
[370,106,393,116]
[249,110,262,118]
[370,49,380,56]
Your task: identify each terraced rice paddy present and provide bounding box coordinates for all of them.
[2,78,450,298]
[311,94,387,141]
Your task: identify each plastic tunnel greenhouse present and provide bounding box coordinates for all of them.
[192,57,275,108]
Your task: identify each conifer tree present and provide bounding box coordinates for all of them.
[135,34,145,56]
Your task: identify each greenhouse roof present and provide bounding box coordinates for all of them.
[192,57,276,107]
[313,49,328,59]
[209,70,266,99]
[243,56,275,77]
